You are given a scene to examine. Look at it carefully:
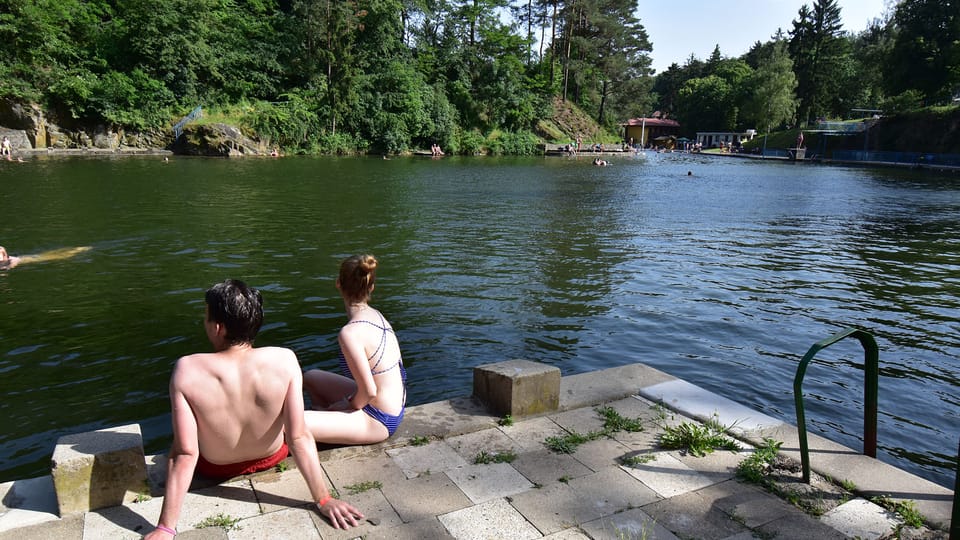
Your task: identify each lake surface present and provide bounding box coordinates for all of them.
[0,153,957,487]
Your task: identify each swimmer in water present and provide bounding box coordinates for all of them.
[0,246,21,270]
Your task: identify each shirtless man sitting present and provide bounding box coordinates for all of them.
[145,279,363,539]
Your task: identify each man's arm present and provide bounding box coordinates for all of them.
[281,355,364,529]
[144,360,200,539]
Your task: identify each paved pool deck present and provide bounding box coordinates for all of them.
[0,363,954,539]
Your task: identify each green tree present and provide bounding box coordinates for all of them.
[789,0,846,124]
[675,75,736,136]
[839,17,892,113]
[556,0,652,127]
[740,39,797,133]
[885,0,960,104]
[651,62,684,116]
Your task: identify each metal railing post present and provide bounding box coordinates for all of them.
[794,327,879,483]
[951,438,958,540]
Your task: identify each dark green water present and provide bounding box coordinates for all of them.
[0,153,957,487]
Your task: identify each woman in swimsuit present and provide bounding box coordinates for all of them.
[303,254,406,444]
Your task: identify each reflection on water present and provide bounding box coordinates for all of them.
[0,153,957,487]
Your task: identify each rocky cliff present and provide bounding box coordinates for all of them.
[0,100,269,157]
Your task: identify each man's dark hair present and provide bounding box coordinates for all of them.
[205,279,263,345]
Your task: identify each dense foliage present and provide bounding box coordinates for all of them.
[0,0,954,151]
[0,0,652,153]
[653,0,959,136]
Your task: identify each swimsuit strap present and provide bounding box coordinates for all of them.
[345,311,403,375]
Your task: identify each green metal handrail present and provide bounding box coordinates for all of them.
[952,438,958,540]
[794,327,879,483]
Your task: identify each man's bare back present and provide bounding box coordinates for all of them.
[174,346,293,464]
[146,280,363,539]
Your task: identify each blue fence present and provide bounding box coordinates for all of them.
[832,150,960,167]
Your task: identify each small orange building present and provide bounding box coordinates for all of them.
[622,116,681,147]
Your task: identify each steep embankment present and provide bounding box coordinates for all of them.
[743,106,960,156]
[536,97,613,143]
[868,107,960,154]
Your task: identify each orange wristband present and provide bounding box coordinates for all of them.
[318,495,332,507]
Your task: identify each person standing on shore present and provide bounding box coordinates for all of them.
[145,279,363,539]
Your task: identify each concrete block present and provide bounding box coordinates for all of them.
[50,423,148,515]
[473,360,560,417]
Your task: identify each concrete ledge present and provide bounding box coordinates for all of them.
[473,360,560,417]
[560,362,675,410]
[0,476,59,533]
[50,424,148,515]
[640,377,955,531]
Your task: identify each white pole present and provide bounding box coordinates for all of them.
[641,118,646,148]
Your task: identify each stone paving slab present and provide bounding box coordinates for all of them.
[445,428,521,461]
[498,416,568,451]
[753,509,850,540]
[247,469,313,514]
[618,451,718,498]
[541,529,591,539]
[673,446,745,482]
[695,479,804,529]
[308,487,402,540]
[379,469,472,523]
[438,498,541,540]
[226,507,319,539]
[549,407,607,435]
[0,476,59,532]
[385,440,469,479]
[84,478,261,538]
[445,462,534,504]
[0,513,83,540]
[820,497,900,540]
[510,447,594,486]
[570,437,634,472]
[641,487,751,539]
[0,363,953,540]
[580,507,679,540]
[362,517,453,540]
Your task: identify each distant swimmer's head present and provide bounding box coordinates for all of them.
[337,254,378,304]
[0,247,20,269]
[205,279,263,345]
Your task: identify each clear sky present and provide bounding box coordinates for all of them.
[637,0,892,74]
